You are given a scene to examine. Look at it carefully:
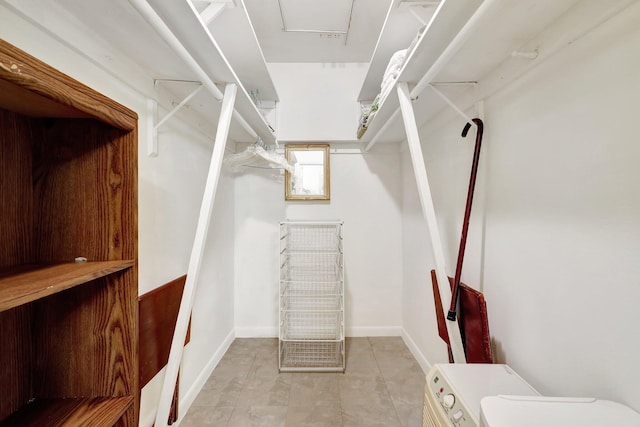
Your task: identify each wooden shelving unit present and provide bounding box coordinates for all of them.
[0,39,138,426]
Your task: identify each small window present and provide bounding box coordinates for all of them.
[284,144,330,201]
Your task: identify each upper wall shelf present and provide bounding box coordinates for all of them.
[357,0,431,102]
[359,0,630,147]
[146,0,277,145]
[204,0,278,102]
[358,0,481,143]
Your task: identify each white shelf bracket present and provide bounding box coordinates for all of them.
[154,83,238,427]
[404,2,439,26]
[397,82,466,364]
[147,83,204,157]
[428,82,478,128]
[146,98,159,157]
[155,84,204,131]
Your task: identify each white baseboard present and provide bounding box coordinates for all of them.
[234,326,404,338]
[401,328,432,375]
[234,326,278,338]
[346,326,402,337]
[174,329,235,425]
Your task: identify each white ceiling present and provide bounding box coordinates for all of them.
[242,0,392,63]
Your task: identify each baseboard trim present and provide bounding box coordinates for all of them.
[175,329,236,424]
[401,328,432,375]
[346,326,402,337]
[234,326,404,338]
[234,326,278,338]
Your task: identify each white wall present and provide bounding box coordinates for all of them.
[268,62,368,141]
[0,5,236,425]
[402,3,640,410]
[234,149,404,337]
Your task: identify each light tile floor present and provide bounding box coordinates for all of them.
[180,337,426,427]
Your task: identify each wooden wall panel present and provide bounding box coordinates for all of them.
[139,275,188,388]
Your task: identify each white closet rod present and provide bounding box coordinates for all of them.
[128,0,258,140]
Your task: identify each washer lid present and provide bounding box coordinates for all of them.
[480,395,640,427]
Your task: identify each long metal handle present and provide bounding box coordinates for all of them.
[447,118,484,321]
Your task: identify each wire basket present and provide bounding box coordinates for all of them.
[280,310,343,341]
[279,340,344,371]
[280,252,343,282]
[281,281,343,311]
[281,222,343,253]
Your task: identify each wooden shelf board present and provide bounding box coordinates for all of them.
[0,396,133,427]
[0,261,135,313]
[0,40,137,131]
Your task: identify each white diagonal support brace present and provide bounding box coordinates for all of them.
[154,83,238,427]
[154,84,204,131]
[397,82,466,363]
[200,2,226,25]
[428,83,477,128]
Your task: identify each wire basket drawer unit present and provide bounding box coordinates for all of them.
[279,220,345,372]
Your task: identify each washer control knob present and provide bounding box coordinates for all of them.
[443,393,456,408]
[452,410,464,422]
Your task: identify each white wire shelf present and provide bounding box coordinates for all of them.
[279,340,345,372]
[281,290,343,312]
[280,311,343,341]
[280,222,343,253]
[280,252,343,282]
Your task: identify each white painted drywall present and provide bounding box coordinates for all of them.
[0,6,236,425]
[233,149,404,337]
[267,62,368,141]
[402,2,640,411]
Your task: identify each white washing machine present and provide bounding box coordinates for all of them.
[423,364,540,427]
[480,395,640,427]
